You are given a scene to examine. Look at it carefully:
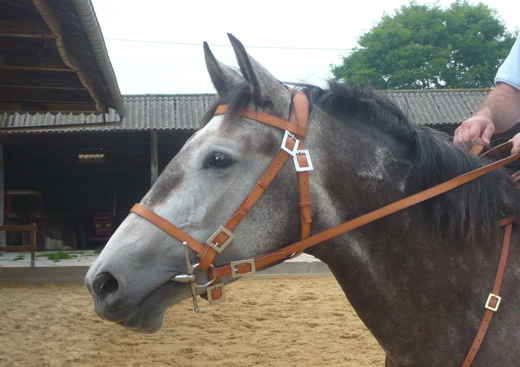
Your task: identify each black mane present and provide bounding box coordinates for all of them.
[309,82,520,241]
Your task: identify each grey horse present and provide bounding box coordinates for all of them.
[86,34,520,367]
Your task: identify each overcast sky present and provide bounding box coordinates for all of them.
[91,0,519,95]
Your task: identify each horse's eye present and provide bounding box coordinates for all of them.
[203,151,235,169]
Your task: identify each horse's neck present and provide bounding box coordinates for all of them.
[304,110,520,365]
[309,196,515,366]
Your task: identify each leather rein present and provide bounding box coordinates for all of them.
[130,91,519,367]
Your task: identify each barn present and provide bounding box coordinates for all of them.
[0,87,496,251]
[0,0,124,252]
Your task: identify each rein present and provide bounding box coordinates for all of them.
[130,92,519,366]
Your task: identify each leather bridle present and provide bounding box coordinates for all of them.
[130,90,519,367]
[131,91,313,304]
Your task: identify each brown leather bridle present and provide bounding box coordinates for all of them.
[131,91,314,303]
[130,91,518,367]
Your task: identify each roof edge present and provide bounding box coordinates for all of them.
[70,0,125,117]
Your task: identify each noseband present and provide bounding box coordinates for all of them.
[130,91,520,367]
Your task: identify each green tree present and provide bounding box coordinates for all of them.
[331,1,516,89]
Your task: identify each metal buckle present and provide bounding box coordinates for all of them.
[230,259,256,278]
[281,131,300,156]
[206,226,233,253]
[206,283,224,303]
[485,293,502,312]
[293,150,314,172]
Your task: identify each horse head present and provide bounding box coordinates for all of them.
[85,35,309,332]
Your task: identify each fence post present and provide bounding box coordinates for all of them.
[0,224,38,267]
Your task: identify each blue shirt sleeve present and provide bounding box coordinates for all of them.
[495,36,520,90]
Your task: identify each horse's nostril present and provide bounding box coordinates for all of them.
[93,272,119,300]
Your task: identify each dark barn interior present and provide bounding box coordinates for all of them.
[1,130,192,249]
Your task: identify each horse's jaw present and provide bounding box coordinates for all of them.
[122,284,191,333]
[91,277,191,333]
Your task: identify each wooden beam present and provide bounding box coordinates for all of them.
[0,85,87,91]
[0,37,48,49]
[0,224,37,232]
[0,53,69,70]
[33,0,106,113]
[0,65,73,72]
[1,0,36,11]
[0,38,64,68]
[0,19,54,39]
[0,68,82,88]
[0,102,97,113]
[0,87,91,102]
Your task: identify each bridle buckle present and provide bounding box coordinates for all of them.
[206,283,224,303]
[294,150,313,172]
[230,259,256,278]
[206,226,234,253]
[485,293,502,312]
[281,130,300,156]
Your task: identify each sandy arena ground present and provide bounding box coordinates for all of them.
[0,276,384,367]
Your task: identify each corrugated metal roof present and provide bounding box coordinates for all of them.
[381,89,489,125]
[0,89,489,134]
[0,94,216,134]
[71,0,125,116]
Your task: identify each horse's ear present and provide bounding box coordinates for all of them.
[204,41,244,96]
[227,33,291,118]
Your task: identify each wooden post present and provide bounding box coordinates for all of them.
[150,131,159,185]
[30,224,36,267]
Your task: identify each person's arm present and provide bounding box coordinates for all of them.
[454,36,520,151]
[453,83,520,147]
[485,83,520,133]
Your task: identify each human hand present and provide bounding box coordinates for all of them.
[510,133,520,154]
[453,115,495,150]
